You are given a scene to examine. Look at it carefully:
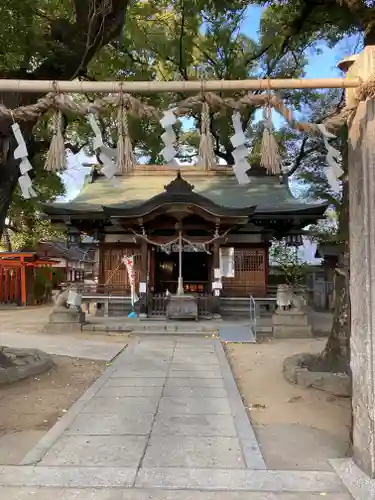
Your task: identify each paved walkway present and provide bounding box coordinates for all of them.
[0,332,126,361]
[0,338,352,498]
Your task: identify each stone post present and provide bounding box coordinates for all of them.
[346,46,375,477]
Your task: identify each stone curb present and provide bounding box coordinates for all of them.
[0,348,54,385]
[330,458,375,500]
[214,340,266,470]
[0,465,346,492]
[282,352,351,397]
[20,343,131,465]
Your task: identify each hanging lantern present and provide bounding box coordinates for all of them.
[67,226,81,247]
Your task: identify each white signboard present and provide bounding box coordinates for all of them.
[219,247,235,278]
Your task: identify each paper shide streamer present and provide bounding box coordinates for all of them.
[160,109,178,164]
[87,113,119,187]
[12,123,37,199]
[230,112,251,184]
[317,123,343,193]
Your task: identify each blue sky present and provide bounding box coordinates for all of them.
[61,5,351,201]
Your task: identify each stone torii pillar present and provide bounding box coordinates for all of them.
[346,46,375,478]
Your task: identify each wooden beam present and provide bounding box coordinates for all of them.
[0,77,361,94]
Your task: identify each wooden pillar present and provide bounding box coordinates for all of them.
[346,45,375,477]
[211,241,221,318]
[20,256,27,306]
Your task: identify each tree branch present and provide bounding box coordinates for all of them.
[178,0,188,80]
[285,136,309,177]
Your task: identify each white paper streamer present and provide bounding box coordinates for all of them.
[230,112,250,184]
[11,123,37,199]
[317,123,343,193]
[87,114,119,186]
[160,109,178,163]
[87,113,104,150]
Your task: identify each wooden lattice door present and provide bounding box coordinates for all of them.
[101,246,140,294]
[222,248,266,296]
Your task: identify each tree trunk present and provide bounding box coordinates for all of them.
[0,1,130,239]
[320,130,350,374]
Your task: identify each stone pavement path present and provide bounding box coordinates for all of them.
[0,338,352,499]
[0,332,126,361]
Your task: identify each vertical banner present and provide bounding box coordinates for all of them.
[219,247,235,278]
[122,255,139,307]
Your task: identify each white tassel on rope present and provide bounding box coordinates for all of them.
[260,106,281,175]
[317,123,343,193]
[198,101,216,170]
[11,123,37,199]
[116,98,136,173]
[160,109,178,164]
[230,112,250,184]
[44,110,66,172]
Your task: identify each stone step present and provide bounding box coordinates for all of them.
[0,465,348,494]
[0,488,352,500]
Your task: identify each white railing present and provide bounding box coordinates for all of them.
[249,295,257,341]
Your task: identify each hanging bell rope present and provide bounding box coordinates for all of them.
[116,92,136,173]
[44,109,66,172]
[198,100,216,170]
[260,99,281,175]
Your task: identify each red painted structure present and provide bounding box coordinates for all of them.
[0,252,59,306]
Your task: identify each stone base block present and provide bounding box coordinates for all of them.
[166,295,198,320]
[47,309,85,333]
[45,322,84,333]
[49,310,85,324]
[272,311,312,338]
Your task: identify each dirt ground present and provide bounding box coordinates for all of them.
[0,356,104,464]
[226,338,352,471]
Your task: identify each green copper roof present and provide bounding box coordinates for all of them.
[47,168,326,215]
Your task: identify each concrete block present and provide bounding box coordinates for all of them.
[48,310,85,323]
[112,370,168,378]
[163,386,227,398]
[152,414,237,437]
[105,377,165,387]
[0,465,137,488]
[142,436,244,468]
[0,489,124,500]
[158,397,231,415]
[96,385,163,398]
[40,435,148,467]
[273,325,313,339]
[272,311,312,338]
[168,370,222,379]
[272,310,309,326]
[0,489,352,500]
[66,413,155,436]
[166,377,225,388]
[134,467,346,492]
[82,397,159,415]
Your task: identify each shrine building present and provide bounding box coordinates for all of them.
[43,164,327,317]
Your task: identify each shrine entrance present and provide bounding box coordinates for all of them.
[154,245,210,294]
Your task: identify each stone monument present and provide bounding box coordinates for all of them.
[272,284,312,338]
[47,285,85,333]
